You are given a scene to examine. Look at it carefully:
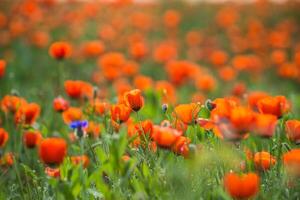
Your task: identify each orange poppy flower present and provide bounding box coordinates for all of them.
[53,97,69,112]
[277,63,298,79]
[14,103,41,125]
[124,89,144,112]
[86,121,101,138]
[39,138,67,165]
[186,31,202,47]
[138,120,154,136]
[271,50,286,66]
[0,128,9,148]
[172,119,188,133]
[82,40,105,57]
[23,130,42,149]
[1,95,27,113]
[285,120,300,143]
[223,172,260,199]
[156,80,177,104]
[231,82,246,97]
[210,50,228,66]
[254,151,276,171]
[196,118,215,130]
[172,136,190,158]
[122,61,139,77]
[0,59,6,78]
[229,106,255,133]
[257,96,290,118]
[110,104,131,123]
[164,9,181,29]
[131,11,153,31]
[247,91,269,111]
[114,79,132,96]
[64,80,93,99]
[49,41,72,60]
[122,155,131,162]
[0,152,14,167]
[153,42,177,63]
[98,52,126,81]
[71,155,90,168]
[252,114,277,138]
[30,31,50,48]
[0,12,7,28]
[133,75,153,91]
[195,75,216,92]
[152,125,182,148]
[89,99,110,116]
[283,149,300,177]
[211,98,238,120]
[62,107,83,124]
[45,167,60,178]
[218,66,237,82]
[129,41,148,60]
[173,103,200,125]
[216,7,239,28]
[166,60,199,86]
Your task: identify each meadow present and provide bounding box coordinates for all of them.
[1,0,300,199]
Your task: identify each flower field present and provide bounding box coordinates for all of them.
[1,0,300,199]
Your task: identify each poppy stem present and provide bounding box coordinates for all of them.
[56,61,65,95]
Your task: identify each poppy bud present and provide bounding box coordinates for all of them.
[205,99,216,111]
[162,104,168,113]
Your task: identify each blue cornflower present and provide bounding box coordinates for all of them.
[70,120,88,129]
[69,120,88,138]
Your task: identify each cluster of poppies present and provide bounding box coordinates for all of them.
[1,0,300,199]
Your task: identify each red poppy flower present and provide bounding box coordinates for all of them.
[1,95,27,113]
[23,131,42,148]
[14,103,41,125]
[0,128,9,148]
[39,138,67,165]
[64,80,93,99]
[53,97,69,112]
[49,41,72,60]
